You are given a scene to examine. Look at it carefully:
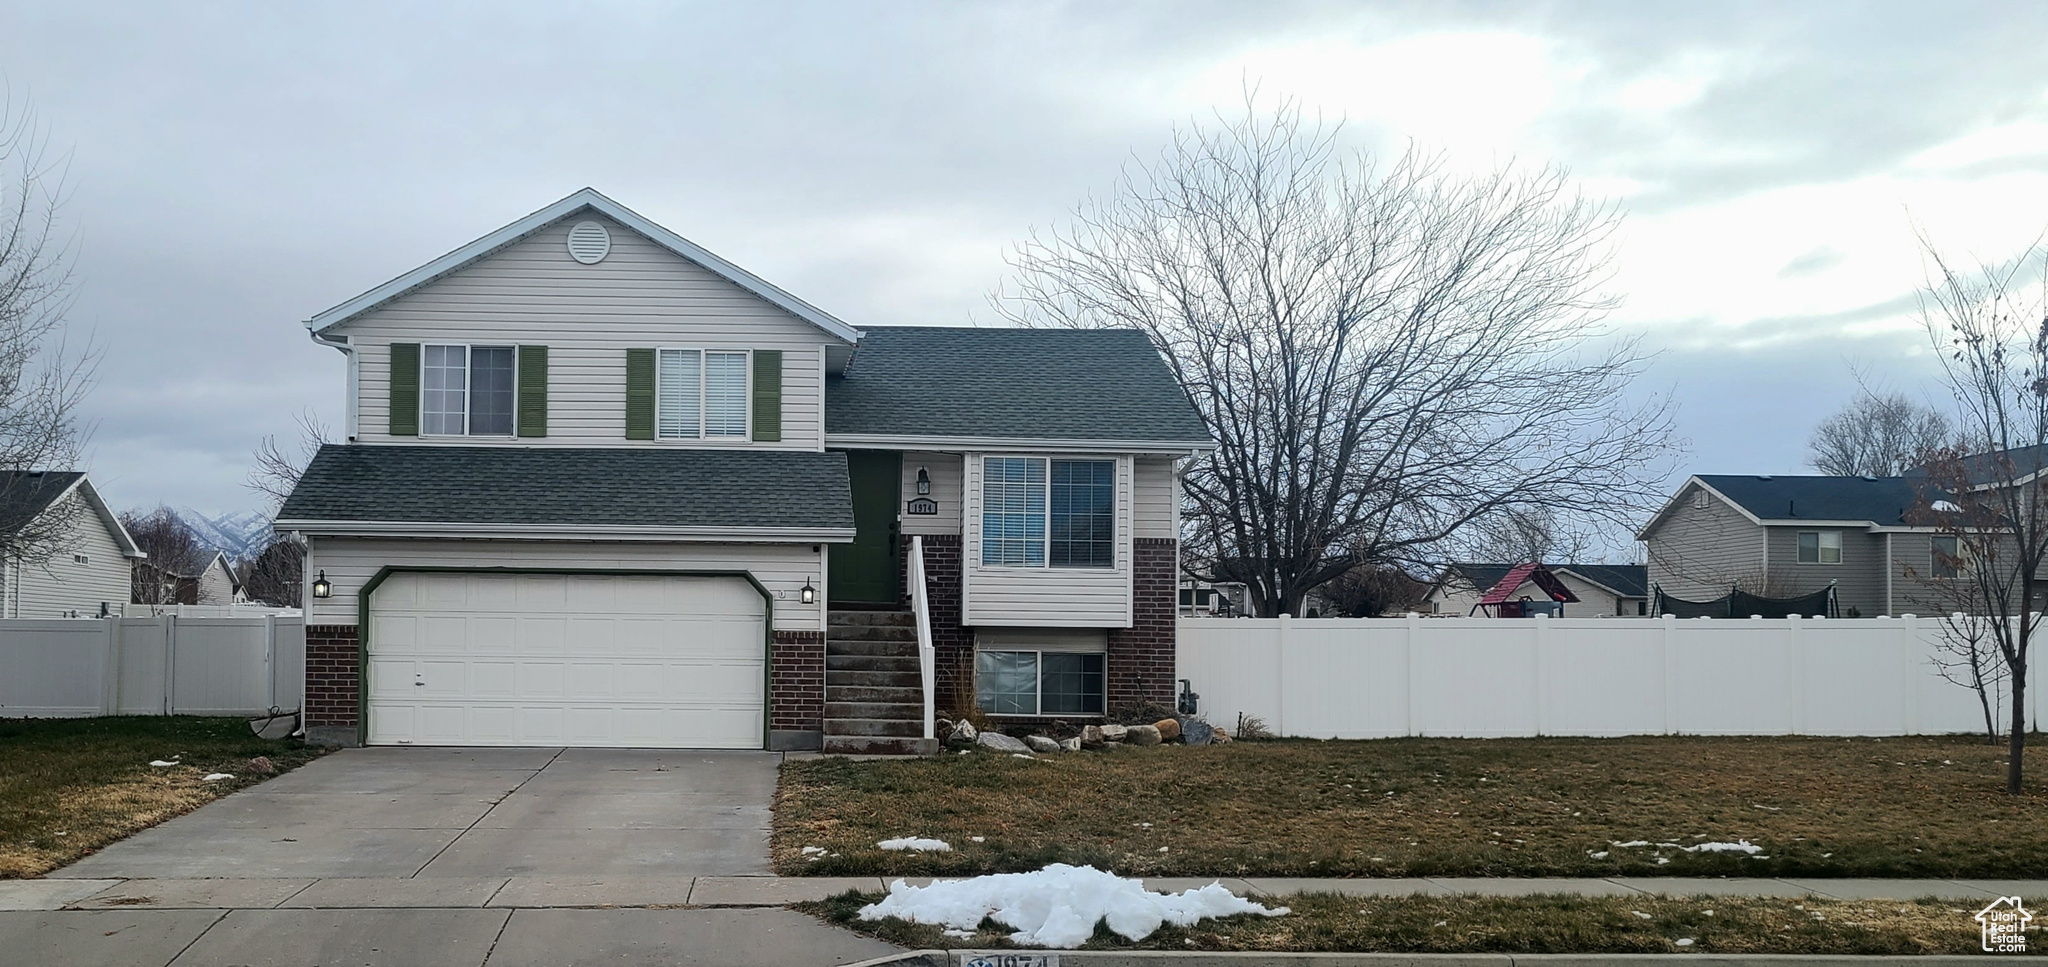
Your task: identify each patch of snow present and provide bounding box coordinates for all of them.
[942,928,975,938]
[1587,851,1609,859]
[971,836,986,843]
[860,864,1287,949]
[801,846,827,856]
[1702,910,1715,917]
[1655,857,1670,865]
[1158,847,1169,853]
[201,773,234,781]
[1632,911,1653,920]
[1683,840,1763,854]
[149,760,179,767]
[877,837,952,852]
[1010,754,1037,760]
[1611,840,1650,848]
[1675,938,1695,947]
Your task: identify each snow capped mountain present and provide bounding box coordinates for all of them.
[174,507,277,560]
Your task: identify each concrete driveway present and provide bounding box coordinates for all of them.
[52,746,777,880]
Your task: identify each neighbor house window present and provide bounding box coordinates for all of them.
[1796,530,1842,564]
[656,348,749,439]
[975,650,1105,715]
[980,456,1115,567]
[1932,535,1961,579]
[422,344,515,436]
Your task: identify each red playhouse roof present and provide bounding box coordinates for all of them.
[1477,563,1581,606]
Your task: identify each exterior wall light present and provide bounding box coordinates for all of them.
[800,580,816,605]
[916,467,931,496]
[312,571,332,599]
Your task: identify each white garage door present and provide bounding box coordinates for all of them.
[366,571,766,748]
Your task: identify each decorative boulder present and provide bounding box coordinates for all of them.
[1061,737,1082,752]
[948,720,980,747]
[245,755,276,775]
[1153,718,1182,742]
[1024,735,1062,754]
[1100,724,1130,743]
[1126,724,1163,746]
[1179,718,1216,746]
[977,731,1030,753]
[1080,725,1106,748]
[1213,728,1233,744]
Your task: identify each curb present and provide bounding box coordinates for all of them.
[840,954,2008,967]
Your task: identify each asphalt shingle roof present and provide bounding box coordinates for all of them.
[0,471,85,536]
[1695,474,1925,526]
[278,446,853,531]
[1449,562,1647,598]
[825,326,1211,445]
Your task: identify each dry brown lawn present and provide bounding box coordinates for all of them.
[803,891,2025,955]
[0,716,327,878]
[775,734,2048,878]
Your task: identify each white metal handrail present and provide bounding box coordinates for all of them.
[909,535,936,741]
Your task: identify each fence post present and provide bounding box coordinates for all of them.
[1901,614,1920,735]
[1532,614,1548,737]
[163,614,177,716]
[1786,613,1803,735]
[101,616,120,715]
[1405,611,1419,737]
[265,612,279,710]
[1661,613,1677,735]
[1274,613,1292,737]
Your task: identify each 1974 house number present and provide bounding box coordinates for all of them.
[961,954,1057,967]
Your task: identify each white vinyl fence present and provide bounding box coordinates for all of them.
[1179,615,2036,738]
[0,615,304,718]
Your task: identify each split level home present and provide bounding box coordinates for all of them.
[0,470,144,619]
[1636,474,1958,618]
[277,188,1212,752]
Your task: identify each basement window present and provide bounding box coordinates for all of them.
[976,651,1106,716]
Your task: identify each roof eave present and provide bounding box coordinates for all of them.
[825,432,1216,454]
[302,188,862,344]
[276,519,857,543]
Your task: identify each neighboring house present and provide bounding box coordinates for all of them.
[276,188,1211,753]
[0,471,145,619]
[134,550,246,606]
[1428,563,1648,617]
[1637,474,1956,618]
[1178,581,1247,617]
[196,551,246,604]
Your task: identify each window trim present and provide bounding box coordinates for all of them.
[974,648,1107,717]
[418,342,520,439]
[978,454,1118,570]
[653,346,752,442]
[1796,530,1843,565]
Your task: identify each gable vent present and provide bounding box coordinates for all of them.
[566,220,611,264]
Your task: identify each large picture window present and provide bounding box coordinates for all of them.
[975,650,1105,715]
[422,344,515,436]
[980,456,1115,568]
[656,348,749,439]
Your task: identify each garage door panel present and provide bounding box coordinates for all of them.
[367,572,766,749]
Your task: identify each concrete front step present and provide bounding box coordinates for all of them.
[827,610,916,628]
[825,638,920,657]
[826,654,921,673]
[825,669,921,689]
[824,625,919,643]
[824,717,924,737]
[825,701,923,720]
[826,684,922,704]
[822,735,941,755]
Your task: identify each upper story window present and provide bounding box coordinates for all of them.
[1796,530,1842,564]
[981,456,1115,568]
[422,344,515,436]
[656,348,749,439]
[1932,535,1962,579]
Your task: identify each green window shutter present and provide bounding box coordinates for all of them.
[517,345,548,438]
[388,343,420,437]
[625,348,655,440]
[752,349,782,442]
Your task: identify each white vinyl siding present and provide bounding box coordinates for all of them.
[3,497,133,619]
[1132,457,1179,539]
[962,453,1134,627]
[900,451,964,537]
[340,214,828,451]
[1644,484,1766,601]
[305,536,827,632]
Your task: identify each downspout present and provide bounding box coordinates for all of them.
[310,331,356,442]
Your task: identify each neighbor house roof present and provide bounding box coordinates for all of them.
[824,326,1213,449]
[1443,562,1647,600]
[302,188,862,344]
[1635,473,1943,539]
[0,471,144,558]
[276,445,855,539]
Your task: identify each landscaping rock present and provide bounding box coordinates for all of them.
[245,755,276,774]
[948,720,980,747]
[1061,737,1082,752]
[1080,725,1105,748]
[1126,724,1162,746]
[1100,724,1129,743]
[1024,735,1062,754]
[977,731,1030,753]
[1214,730,1232,744]
[1179,718,1216,746]
[1153,718,1182,742]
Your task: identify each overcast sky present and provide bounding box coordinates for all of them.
[4,1,2047,532]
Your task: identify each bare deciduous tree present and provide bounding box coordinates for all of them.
[122,506,210,607]
[1809,386,1952,477]
[1459,506,1600,565]
[238,535,304,608]
[1909,228,2048,794]
[996,101,1678,616]
[0,93,94,568]
[248,410,330,511]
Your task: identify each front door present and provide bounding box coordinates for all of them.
[829,449,901,605]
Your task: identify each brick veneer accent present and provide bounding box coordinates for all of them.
[905,533,1179,719]
[770,630,826,736]
[304,625,360,730]
[1108,537,1179,715]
